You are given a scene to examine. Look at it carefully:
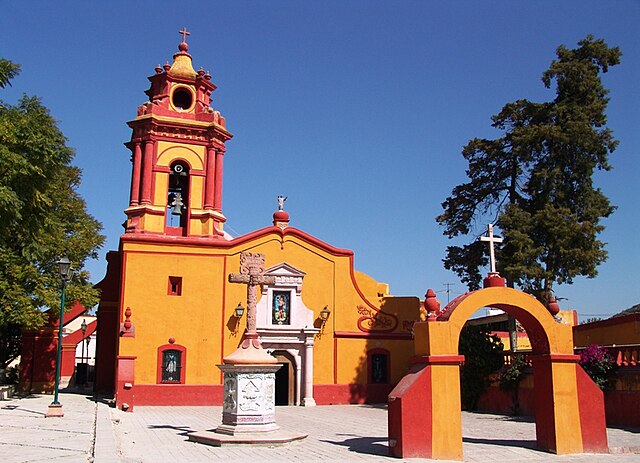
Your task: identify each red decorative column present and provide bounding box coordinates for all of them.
[60,343,77,381]
[204,145,216,209]
[388,354,465,460]
[115,355,137,412]
[140,140,154,205]
[213,148,224,212]
[129,142,142,206]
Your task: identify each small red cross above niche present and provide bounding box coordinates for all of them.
[179,27,190,43]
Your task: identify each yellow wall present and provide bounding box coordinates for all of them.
[574,316,640,347]
[118,228,419,387]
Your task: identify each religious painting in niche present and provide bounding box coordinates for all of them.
[272,291,291,325]
[371,353,388,384]
[161,349,182,383]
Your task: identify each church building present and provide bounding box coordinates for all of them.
[94,32,421,410]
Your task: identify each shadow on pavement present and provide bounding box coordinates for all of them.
[463,436,543,451]
[148,424,195,437]
[1,404,46,416]
[321,433,389,457]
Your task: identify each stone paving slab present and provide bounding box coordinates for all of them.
[0,392,95,463]
[0,392,638,462]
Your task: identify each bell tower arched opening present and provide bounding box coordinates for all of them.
[166,160,190,234]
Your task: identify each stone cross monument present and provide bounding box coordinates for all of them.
[225,252,277,364]
[187,252,306,445]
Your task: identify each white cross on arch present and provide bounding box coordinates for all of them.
[480,223,503,274]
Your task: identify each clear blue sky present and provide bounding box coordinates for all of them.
[2,1,638,319]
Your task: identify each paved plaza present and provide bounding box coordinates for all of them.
[0,392,638,462]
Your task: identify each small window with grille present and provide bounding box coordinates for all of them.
[161,349,182,383]
[368,350,390,384]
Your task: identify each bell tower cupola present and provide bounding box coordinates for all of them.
[124,28,233,238]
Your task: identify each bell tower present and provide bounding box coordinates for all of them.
[124,29,232,238]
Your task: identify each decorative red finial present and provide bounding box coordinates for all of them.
[424,289,440,321]
[273,195,290,229]
[120,307,135,337]
[547,295,560,316]
[123,307,132,331]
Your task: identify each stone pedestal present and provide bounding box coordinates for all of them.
[188,363,307,446]
[216,364,280,434]
[45,403,64,418]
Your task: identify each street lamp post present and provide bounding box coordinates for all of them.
[46,256,72,418]
[80,318,87,386]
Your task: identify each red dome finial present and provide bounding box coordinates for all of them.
[424,289,440,321]
[547,295,560,316]
[273,194,290,229]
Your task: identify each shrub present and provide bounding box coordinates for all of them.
[579,344,617,390]
[499,353,527,415]
[459,325,504,410]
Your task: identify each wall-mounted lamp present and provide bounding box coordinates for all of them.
[234,303,245,318]
[315,306,331,339]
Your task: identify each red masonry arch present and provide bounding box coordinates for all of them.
[388,286,608,460]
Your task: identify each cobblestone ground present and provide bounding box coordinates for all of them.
[0,392,638,462]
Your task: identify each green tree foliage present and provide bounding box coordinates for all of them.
[0,59,20,89]
[498,353,527,415]
[0,58,104,368]
[437,36,621,300]
[458,324,504,410]
[613,303,640,317]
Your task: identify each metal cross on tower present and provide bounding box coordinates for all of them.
[179,27,190,43]
[480,223,503,274]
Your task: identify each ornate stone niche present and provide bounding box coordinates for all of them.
[255,262,314,329]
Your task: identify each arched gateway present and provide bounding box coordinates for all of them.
[388,284,608,460]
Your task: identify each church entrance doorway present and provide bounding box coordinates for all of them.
[273,351,295,406]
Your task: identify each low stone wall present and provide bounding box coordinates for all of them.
[476,367,640,427]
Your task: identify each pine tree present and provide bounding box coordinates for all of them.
[437,36,621,299]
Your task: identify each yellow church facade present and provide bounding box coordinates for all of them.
[94,33,420,409]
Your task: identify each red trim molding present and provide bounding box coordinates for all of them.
[334,331,412,340]
[410,355,465,365]
[120,226,355,255]
[135,384,223,405]
[540,354,580,363]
